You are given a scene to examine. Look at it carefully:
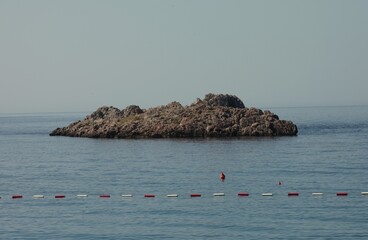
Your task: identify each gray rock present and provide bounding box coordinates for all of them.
[123,105,143,117]
[203,93,245,108]
[86,106,122,120]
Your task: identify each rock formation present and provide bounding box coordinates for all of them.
[50,93,298,138]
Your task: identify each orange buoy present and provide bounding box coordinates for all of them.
[220,172,225,181]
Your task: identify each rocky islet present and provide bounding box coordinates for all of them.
[50,93,298,138]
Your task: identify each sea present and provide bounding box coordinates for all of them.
[0,106,368,239]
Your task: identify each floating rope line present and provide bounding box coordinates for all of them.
[2,191,368,200]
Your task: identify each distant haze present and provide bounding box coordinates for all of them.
[1,0,367,113]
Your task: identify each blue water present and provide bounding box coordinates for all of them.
[1,106,368,239]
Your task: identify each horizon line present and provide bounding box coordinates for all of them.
[1,104,367,115]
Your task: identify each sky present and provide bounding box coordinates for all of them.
[1,0,367,113]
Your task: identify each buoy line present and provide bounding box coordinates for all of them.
[1,191,367,200]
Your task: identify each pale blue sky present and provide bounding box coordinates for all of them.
[1,0,367,113]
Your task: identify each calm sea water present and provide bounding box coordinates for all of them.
[1,106,368,239]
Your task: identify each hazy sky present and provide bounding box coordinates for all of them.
[1,0,367,113]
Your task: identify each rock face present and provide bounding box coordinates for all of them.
[50,93,298,138]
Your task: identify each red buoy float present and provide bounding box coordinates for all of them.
[238,192,249,197]
[220,172,225,181]
[144,194,155,198]
[288,192,299,196]
[100,194,110,198]
[12,195,23,199]
[190,193,201,197]
[336,192,348,196]
[55,195,65,199]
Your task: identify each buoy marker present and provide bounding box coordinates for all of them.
[144,194,155,198]
[33,195,45,199]
[220,172,225,182]
[55,195,65,199]
[262,193,273,196]
[336,192,348,196]
[361,192,368,195]
[12,195,23,199]
[288,192,299,196]
[190,193,201,197]
[312,193,324,196]
[167,194,178,198]
[76,194,88,198]
[100,194,110,198]
[121,194,133,197]
[238,192,249,197]
[213,193,225,197]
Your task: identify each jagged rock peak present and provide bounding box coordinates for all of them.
[202,93,245,108]
[123,105,144,117]
[86,106,122,120]
[166,101,183,109]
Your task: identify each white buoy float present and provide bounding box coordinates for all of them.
[213,193,225,197]
[262,193,273,196]
[33,195,45,199]
[361,192,368,195]
[167,194,178,197]
[77,194,88,198]
[312,193,324,196]
[121,194,133,197]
